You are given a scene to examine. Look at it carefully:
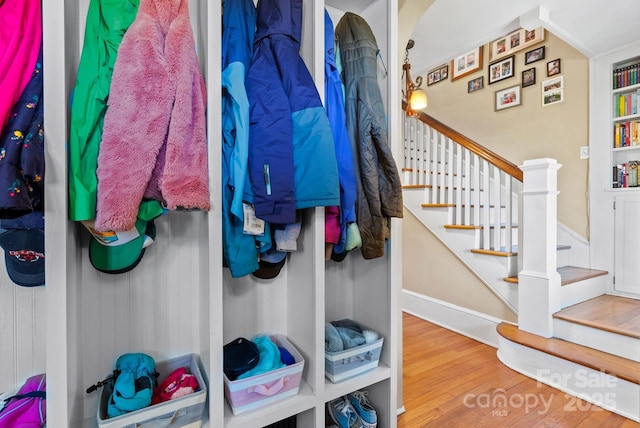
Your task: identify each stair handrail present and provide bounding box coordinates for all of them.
[403,102,523,182]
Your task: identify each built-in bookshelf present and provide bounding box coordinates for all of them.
[611,57,640,188]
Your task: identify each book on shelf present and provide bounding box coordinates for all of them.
[614,62,640,89]
[613,89,640,118]
[629,161,638,187]
[613,121,640,147]
[613,162,640,188]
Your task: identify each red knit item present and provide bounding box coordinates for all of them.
[151,367,199,405]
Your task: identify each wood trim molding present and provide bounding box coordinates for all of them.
[402,102,524,181]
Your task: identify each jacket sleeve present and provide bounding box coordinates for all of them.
[156,8,210,212]
[95,16,175,232]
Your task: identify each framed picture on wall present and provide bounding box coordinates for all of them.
[542,76,564,106]
[495,84,521,111]
[488,55,514,84]
[524,46,545,65]
[468,76,484,93]
[427,63,449,85]
[451,46,483,81]
[547,58,561,76]
[489,27,545,62]
[522,68,536,87]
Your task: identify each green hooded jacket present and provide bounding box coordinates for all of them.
[68,0,163,222]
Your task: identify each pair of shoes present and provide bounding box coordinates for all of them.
[328,390,377,428]
[347,390,377,428]
[327,396,362,428]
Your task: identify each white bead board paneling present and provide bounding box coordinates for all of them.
[0,279,46,392]
[77,212,208,422]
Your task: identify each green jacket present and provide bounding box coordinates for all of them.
[68,0,139,221]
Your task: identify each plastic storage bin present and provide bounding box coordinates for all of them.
[325,337,384,383]
[97,353,207,428]
[224,335,304,415]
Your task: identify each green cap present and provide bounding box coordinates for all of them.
[88,201,163,274]
[89,218,156,274]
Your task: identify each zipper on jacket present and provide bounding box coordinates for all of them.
[264,164,272,195]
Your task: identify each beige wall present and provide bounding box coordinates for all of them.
[402,209,518,322]
[419,32,590,239]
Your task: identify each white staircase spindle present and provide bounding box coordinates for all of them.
[504,175,513,253]
[438,133,446,204]
[492,167,502,251]
[410,118,417,186]
[463,148,471,225]
[455,144,463,224]
[413,120,423,184]
[472,153,480,226]
[446,137,454,206]
[482,159,491,250]
[424,123,432,204]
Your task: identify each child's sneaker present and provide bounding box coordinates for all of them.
[328,396,363,428]
[347,390,377,428]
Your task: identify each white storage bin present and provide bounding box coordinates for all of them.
[97,353,207,428]
[325,337,384,383]
[224,335,304,415]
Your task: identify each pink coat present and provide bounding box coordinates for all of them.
[0,1,41,136]
[95,0,210,232]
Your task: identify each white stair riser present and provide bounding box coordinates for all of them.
[498,337,640,422]
[560,275,608,309]
[553,319,639,362]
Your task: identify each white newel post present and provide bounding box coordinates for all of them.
[518,158,562,337]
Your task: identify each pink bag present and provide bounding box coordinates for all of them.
[0,373,46,428]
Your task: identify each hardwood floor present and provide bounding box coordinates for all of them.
[397,312,639,427]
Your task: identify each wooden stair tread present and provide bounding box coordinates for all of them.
[471,248,516,257]
[445,223,517,230]
[553,294,640,339]
[402,184,432,189]
[503,265,608,286]
[421,203,455,208]
[497,322,640,385]
[503,276,518,284]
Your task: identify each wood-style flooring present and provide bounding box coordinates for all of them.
[397,312,639,428]
[553,294,640,339]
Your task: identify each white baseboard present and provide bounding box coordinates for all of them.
[396,406,406,416]
[402,289,506,348]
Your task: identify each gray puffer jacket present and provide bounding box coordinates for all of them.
[335,12,403,259]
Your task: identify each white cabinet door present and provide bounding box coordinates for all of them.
[614,194,640,295]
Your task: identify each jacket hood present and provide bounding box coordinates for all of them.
[335,11,378,53]
[222,0,256,70]
[324,9,336,68]
[254,0,302,45]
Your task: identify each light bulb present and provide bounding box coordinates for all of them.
[410,88,427,110]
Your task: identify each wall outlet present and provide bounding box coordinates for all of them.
[580,146,589,159]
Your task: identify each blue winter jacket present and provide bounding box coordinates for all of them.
[221,0,263,277]
[0,47,44,218]
[246,0,340,225]
[324,10,357,254]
